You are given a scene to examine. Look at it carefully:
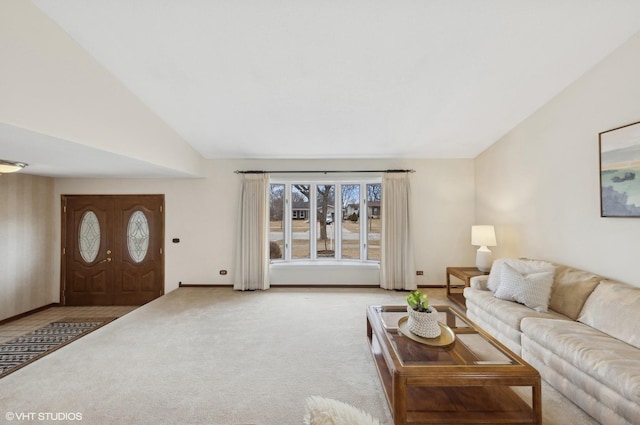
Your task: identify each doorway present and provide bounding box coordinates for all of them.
[61,195,164,306]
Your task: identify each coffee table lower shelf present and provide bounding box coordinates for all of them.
[372,338,535,423]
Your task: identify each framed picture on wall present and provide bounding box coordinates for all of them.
[599,120,640,217]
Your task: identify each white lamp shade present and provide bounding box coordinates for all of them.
[471,225,496,247]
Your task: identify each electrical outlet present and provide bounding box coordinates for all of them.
[416,270,424,276]
[219,270,228,275]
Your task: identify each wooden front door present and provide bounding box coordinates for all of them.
[62,195,164,306]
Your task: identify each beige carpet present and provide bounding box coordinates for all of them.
[0,287,597,424]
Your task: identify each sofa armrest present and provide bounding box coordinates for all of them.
[470,275,490,290]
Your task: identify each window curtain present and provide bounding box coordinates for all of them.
[380,172,416,290]
[234,174,270,291]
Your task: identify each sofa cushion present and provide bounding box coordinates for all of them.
[549,264,601,320]
[578,279,640,350]
[521,317,640,405]
[522,331,640,424]
[465,289,524,351]
[494,263,554,312]
[464,287,569,334]
[466,308,523,355]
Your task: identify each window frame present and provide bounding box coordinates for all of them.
[269,175,382,264]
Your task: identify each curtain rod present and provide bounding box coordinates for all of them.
[234,169,415,174]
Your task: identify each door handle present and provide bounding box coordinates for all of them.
[98,257,112,264]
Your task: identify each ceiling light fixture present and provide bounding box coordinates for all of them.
[0,159,28,174]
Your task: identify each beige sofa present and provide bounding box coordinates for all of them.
[463,259,640,425]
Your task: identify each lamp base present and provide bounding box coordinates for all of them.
[475,247,493,272]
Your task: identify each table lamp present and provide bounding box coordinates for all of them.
[471,225,496,272]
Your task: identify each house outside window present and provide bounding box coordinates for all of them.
[269,178,382,263]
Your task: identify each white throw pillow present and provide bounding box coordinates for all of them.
[494,262,523,301]
[303,396,382,425]
[494,263,554,312]
[487,258,554,293]
[486,258,507,292]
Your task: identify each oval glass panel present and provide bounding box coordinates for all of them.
[79,211,100,263]
[127,210,150,263]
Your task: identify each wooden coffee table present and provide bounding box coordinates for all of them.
[366,305,541,425]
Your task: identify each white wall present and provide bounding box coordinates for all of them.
[0,174,55,321]
[475,32,640,286]
[53,158,476,298]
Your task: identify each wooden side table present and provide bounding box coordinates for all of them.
[446,266,488,310]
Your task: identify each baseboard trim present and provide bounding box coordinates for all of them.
[271,284,381,288]
[177,283,383,288]
[0,303,60,325]
[176,284,446,289]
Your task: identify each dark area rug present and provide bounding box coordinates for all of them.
[0,317,116,379]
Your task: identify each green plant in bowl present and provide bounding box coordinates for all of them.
[406,289,431,312]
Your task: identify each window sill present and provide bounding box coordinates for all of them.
[269,261,380,285]
[270,261,379,268]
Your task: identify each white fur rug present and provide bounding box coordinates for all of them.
[304,396,382,425]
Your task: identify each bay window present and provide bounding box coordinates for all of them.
[269,178,382,263]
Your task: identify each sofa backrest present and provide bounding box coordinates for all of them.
[578,279,640,349]
[549,264,601,320]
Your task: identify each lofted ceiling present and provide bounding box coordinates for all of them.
[3,1,640,177]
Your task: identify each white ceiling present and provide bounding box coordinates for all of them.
[5,1,640,176]
[0,123,196,178]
